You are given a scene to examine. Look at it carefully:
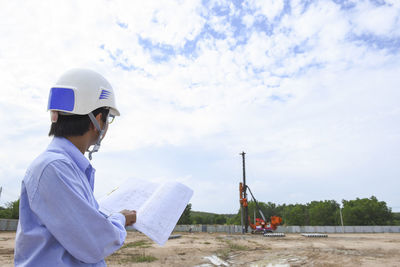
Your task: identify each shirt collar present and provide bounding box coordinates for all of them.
[48,137,91,174]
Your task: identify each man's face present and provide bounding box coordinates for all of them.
[100,114,110,140]
[90,113,109,145]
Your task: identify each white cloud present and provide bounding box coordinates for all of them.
[0,0,399,212]
[246,0,285,22]
[109,0,206,46]
[242,13,255,27]
[351,1,400,36]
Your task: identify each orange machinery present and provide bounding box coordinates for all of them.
[240,182,282,234]
[249,216,283,233]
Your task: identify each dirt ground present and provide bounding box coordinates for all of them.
[1,231,400,266]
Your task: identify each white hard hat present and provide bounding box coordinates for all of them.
[48,68,120,116]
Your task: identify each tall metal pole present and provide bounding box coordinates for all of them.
[240,151,248,233]
[339,205,344,233]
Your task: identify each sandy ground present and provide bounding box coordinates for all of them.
[1,231,400,266]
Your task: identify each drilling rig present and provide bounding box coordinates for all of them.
[239,152,282,234]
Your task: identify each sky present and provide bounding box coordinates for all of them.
[0,0,399,214]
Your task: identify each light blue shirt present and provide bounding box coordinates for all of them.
[15,137,126,266]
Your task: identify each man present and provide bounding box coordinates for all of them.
[14,69,136,266]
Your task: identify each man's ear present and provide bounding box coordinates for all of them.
[95,112,102,122]
[89,113,103,131]
[94,113,103,131]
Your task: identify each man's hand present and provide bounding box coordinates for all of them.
[120,210,136,226]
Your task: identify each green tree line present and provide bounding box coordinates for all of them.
[1,196,398,226]
[0,199,19,219]
[177,196,398,226]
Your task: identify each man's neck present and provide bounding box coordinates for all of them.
[66,135,91,154]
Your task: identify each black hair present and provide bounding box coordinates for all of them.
[48,107,109,137]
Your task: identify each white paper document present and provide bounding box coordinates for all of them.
[98,179,193,246]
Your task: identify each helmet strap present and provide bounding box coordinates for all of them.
[87,112,107,160]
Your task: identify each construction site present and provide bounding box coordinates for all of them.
[1,230,400,266]
[1,152,400,266]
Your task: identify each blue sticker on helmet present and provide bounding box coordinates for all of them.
[48,87,75,112]
[99,89,111,100]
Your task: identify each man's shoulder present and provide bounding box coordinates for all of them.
[24,150,75,203]
[25,150,76,185]
[30,150,71,172]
